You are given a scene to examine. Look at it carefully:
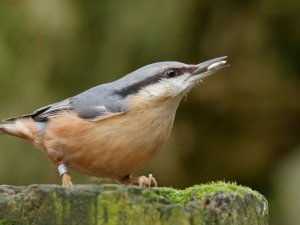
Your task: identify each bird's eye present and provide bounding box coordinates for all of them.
[166,69,177,78]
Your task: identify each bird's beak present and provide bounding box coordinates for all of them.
[191,56,228,81]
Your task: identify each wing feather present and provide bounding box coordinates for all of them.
[3,99,72,122]
[3,83,128,122]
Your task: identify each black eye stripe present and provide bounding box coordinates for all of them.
[115,66,195,97]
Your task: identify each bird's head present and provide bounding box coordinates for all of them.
[115,56,228,103]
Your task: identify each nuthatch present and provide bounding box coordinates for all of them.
[0,56,228,187]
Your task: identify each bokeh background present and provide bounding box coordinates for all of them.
[0,0,299,224]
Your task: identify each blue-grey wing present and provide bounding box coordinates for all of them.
[3,84,127,122]
[69,84,127,120]
[3,99,72,122]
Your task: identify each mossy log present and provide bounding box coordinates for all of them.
[0,182,268,225]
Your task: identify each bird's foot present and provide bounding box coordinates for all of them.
[123,174,157,187]
[61,173,73,187]
[58,163,73,187]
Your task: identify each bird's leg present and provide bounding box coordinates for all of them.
[122,174,158,187]
[58,164,73,187]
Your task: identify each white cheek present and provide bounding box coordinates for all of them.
[143,83,168,96]
[141,74,191,97]
[166,74,190,95]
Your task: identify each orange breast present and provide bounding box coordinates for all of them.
[42,95,180,180]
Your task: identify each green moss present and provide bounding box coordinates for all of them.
[96,190,162,225]
[158,181,262,204]
[51,192,64,224]
[0,183,268,225]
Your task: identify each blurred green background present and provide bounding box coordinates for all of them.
[0,0,299,224]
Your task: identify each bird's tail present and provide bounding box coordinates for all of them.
[0,123,7,134]
[0,121,34,139]
[0,120,42,147]
[0,123,15,135]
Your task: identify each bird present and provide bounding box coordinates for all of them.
[0,56,228,187]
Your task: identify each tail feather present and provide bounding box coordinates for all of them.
[0,123,7,134]
[0,123,20,138]
[0,121,33,138]
[0,123,14,135]
[0,120,42,147]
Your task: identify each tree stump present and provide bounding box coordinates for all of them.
[0,182,268,225]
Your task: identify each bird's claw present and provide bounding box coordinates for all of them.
[138,174,157,187]
[123,174,158,187]
[61,173,73,187]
